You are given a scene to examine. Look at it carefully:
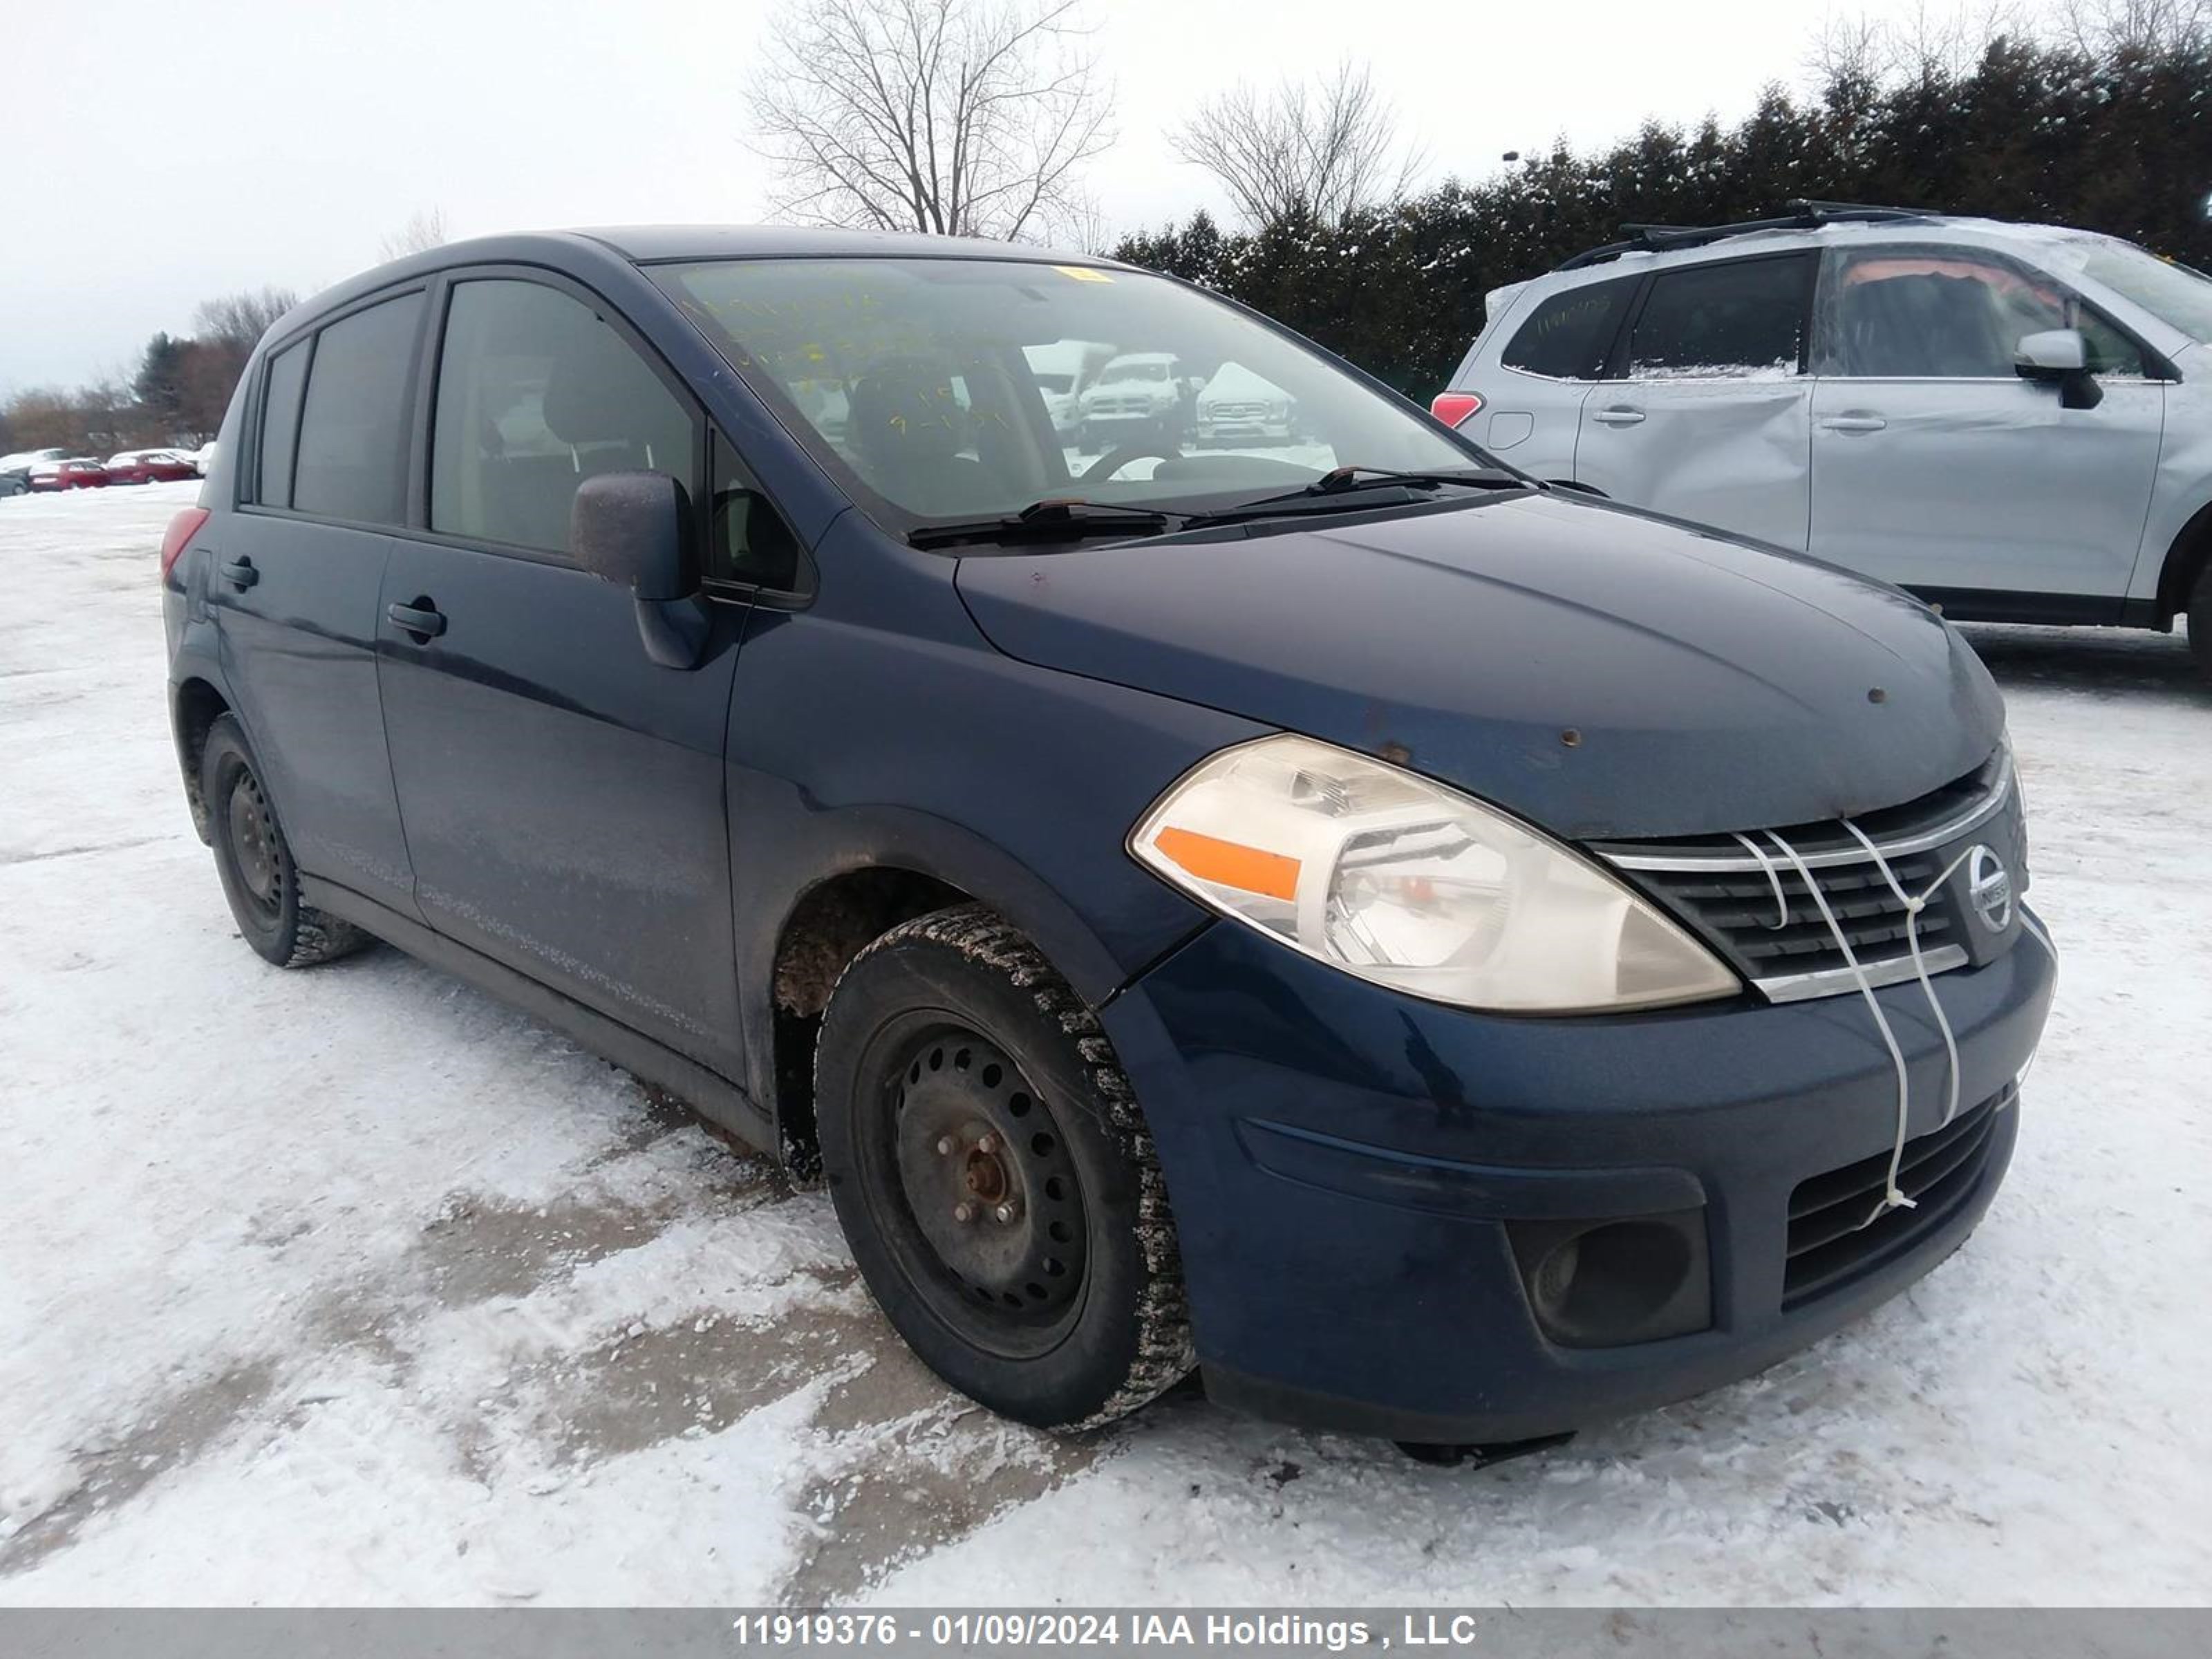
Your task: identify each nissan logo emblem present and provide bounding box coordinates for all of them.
[1966,845,2014,932]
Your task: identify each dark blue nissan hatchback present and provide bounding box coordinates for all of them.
[162,227,2056,1447]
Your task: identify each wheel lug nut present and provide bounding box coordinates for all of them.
[977,1133,999,1155]
[993,1201,1018,1224]
[935,1136,955,1156]
[953,1202,976,1223]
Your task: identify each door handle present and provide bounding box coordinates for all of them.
[1819,415,1888,433]
[1591,406,1646,426]
[386,599,447,641]
[218,556,258,589]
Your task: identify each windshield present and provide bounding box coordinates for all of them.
[2048,235,2212,344]
[653,257,1499,532]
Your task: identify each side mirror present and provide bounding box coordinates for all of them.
[570,469,711,668]
[2015,329,2086,375]
[2014,329,2103,411]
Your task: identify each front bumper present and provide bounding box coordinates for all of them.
[1101,910,2055,1442]
[1080,409,1174,432]
[1197,419,1293,442]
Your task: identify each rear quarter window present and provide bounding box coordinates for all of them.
[1501,278,1638,380]
[254,340,310,508]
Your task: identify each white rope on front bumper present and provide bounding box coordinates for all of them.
[1729,814,2050,1230]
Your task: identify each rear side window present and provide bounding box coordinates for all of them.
[1501,279,1635,379]
[431,279,695,557]
[1629,256,1810,379]
[291,292,424,524]
[256,340,310,508]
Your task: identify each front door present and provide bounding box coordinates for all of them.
[1574,251,1817,550]
[376,272,748,1074]
[1807,245,2166,608]
[212,289,426,919]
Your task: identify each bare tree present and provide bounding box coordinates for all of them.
[2059,0,2209,52]
[1169,59,1423,229]
[191,288,301,355]
[381,206,451,261]
[1812,0,2207,83]
[746,0,1112,242]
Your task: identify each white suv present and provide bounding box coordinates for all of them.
[1432,204,2212,677]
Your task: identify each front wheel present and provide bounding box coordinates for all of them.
[200,713,369,968]
[815,905,1194,1430]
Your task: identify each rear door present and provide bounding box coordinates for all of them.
[375,270,764,1074]
[1806,244,2165,606]
[1467,275,1637,477]
[209,289,425,919]
[1575,252,1818,550]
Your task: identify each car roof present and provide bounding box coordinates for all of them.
[573,224,1114,267]
[1536,214,2128,288]
[270,225,1130,357]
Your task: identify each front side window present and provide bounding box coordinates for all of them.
[1501,277,1636,380]
[256,339,309,508]
[431,279,695,556]
[652,258,1490,531]
[1826,250,2144,379]
[290,292,423,524]
[1628,256,1809,380]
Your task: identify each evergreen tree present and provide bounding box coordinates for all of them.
[135,332,187,431]
[1114,19,2212,396]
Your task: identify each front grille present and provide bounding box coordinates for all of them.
[1783,1087,2009,1306]
[1626,847,1960,985]
[1591,751,2018,1002]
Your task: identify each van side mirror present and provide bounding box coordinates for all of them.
[2014,329,2103,411]
[571,469,711,668]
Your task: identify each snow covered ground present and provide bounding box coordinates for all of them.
[1,483,2207,1606]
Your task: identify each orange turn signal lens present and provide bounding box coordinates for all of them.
[1151,827,1301,901]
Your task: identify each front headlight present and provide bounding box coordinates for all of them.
[1130,735,1740,1013]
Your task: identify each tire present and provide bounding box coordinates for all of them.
[2190,563,2212,684]
[199,713,369,968]
[815,904,1194,1430]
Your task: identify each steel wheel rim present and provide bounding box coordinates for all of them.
[861,1016,1090,1359]
[227,768,283,918]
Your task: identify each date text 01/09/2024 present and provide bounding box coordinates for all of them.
[727,1613,1398,1649]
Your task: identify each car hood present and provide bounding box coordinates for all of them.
[954,491,2005,840]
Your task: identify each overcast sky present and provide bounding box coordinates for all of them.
[2,0,1998,393]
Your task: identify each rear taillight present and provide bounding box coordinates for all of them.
[160,507,210,583]
[1430,391,1485,429]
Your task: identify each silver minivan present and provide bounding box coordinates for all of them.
[1432,205,2212,677]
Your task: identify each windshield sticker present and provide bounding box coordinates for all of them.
[1053,265,1113,283]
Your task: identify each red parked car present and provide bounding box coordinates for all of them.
[104,449,200,485]
[28,458,110,491]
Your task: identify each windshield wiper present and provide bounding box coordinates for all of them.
[1176,465,1527,529]
[906,498,1194,550]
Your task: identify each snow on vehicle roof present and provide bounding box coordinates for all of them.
[1199,362,1291,401]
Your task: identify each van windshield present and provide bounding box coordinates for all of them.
[653,257,1499,533]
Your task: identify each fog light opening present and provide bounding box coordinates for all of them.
[1509,1209,1712,1348]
